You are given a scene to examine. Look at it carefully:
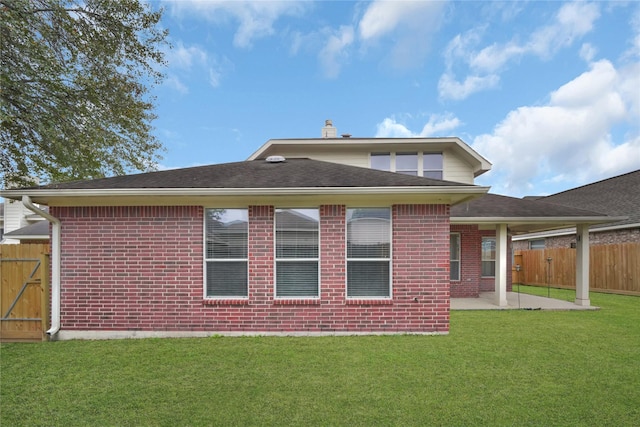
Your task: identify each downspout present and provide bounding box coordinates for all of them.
[22,196,61,336]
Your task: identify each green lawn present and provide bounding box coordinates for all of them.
[2,287,639,426]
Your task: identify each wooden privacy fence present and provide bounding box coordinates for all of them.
[513,243,640,296]
[0,244,50,342]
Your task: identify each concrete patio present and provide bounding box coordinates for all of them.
[451,292,599,311]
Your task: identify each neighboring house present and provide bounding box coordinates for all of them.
[513,170,640,250]
[1,198,48,244]
[2,220,49,243]
[0,121,616,339]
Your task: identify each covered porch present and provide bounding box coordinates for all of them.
[451,194,623,309]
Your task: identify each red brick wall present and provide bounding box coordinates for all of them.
[450,225,481,297]
[450,225,512,297]
[52,204,451,334]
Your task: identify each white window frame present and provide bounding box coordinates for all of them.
[481,237,496,278]
[370,152,391,171]
[346,208,392,299]
[370,152,443,178]
[274,208,320,299]
[396,152,418,175]
[450,233,461,281]
[203,208,249,299]
[423,153,444,179]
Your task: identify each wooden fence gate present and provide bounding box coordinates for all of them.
[0,244,50,342]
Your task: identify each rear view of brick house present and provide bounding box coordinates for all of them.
[1,121,615,339]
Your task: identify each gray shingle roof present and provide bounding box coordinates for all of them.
[452,194,604,218]
[35,158,472,190]
[3,221,49,238]
[538,170,639,228]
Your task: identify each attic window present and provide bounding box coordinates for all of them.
[370,152,443,179]
[371,153,390,171]
[423,153,443,179]
[396,153,418,176]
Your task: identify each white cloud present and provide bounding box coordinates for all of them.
[438,73,500,101]
[318,26,355,79]
[626,6,640,60]
[440,2,601,100]
[358,0,440,41]
[375,113,462,138]
[162,40,233,91]
[375,118,415,138]
[472,60,640,196]
[165,42,208,70]
[420,114,462,136]
[164,75,189,94]
[526,2,600,58]
[357,0,446,69]
[168,1,308,48]
[579,43,597,62]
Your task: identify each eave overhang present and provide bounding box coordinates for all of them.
[451,216,628,234]
[1,186,489,208]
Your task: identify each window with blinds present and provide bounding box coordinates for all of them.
[450,233,460,281]
[205,209,248,298]
[275,208,319,298]
[481,237,496,277]
[346,208,391,298]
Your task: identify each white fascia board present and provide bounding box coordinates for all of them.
[2,186,489,206]
[452,216,626,223]
[8,235,49,240]
[512,222,640,241]
[451,216,625,225]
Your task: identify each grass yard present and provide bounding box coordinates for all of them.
[1,287,639,426]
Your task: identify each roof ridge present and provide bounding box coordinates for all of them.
[542,169,640,199]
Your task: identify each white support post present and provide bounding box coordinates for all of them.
[495,223,508,307]
[575,224,591,306]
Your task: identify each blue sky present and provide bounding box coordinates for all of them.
[152,1,640,197]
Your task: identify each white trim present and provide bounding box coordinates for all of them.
[481,236,496,278]
[450,232,461,282]
[54,330,448,340]
[3,186,488,198]
[274,208,320,300]
[203,208,249,299]
[512,222,640,241]
[345,207,392,299]
[452,216,622,224]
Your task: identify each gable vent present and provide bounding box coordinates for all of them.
[265,155,286,163]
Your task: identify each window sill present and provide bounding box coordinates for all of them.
[203,299,249,306]
[274,299,321,305]
[346,299,393,306]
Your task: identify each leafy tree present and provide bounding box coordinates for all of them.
[0,0,168,187]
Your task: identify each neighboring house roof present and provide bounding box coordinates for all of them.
[0,158,488,206]
[451,194,621,234]
[537,170,639,230]
[2,220,49,240]
[248,137,492,177]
